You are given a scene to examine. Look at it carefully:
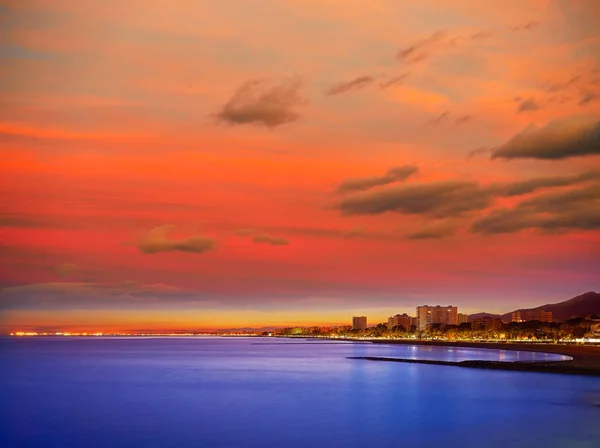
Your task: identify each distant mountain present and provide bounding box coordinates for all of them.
[467,312,502,322]
[501,291,600,322]
[469,291,600,323]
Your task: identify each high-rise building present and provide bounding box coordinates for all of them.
[458,313,469,324]
[352,316,367,330]
[416,305,458,330]
[388,313,414,330]
[512,310,553,323]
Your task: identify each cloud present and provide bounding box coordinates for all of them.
[517,97,541,112]
[0,213,59,229]
[490,116,600,160]
[429,112,472,125]
[379,73,410,89]
[429,111,450,125]
[215,78,305,128]
[511,20,538,32]
[325,76,375,95]
[334,168,598,221]
[0,281,200,310]
[471,183,600,234]
[396,30,448,63]
[544,75,582,93]
[467,147,492,158]
[236,229,289,245]
[454,115,472,125]
[137,225,217,254]
[540,72,599,107]
[406,221,457,240]
[343,226,366,239]
[336,180,493,218]
[252,233,290,246]
[497,170,600,196]
[54,263,80,277]
[396,29,493,64]
[335,165,419,193]
[580,91,598,106]
[470,30,493,40]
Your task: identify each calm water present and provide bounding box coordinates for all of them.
[1,337,599,448]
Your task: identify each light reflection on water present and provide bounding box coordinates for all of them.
[0,337,597,448]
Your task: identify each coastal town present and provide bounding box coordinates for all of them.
[271,301,600,344]
[11,301,600,344]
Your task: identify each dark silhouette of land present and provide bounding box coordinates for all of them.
[469,291,600,322]
[362,339,600,376]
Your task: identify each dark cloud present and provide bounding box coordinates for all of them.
[396,29,492,64]
[0,213,59,229]
[54,263,80,277]
[517,97,541,112]
[241,224,405,243]
[490,116,600,160]
[406,222,457,240]
[379,73,410,89]
[539,73,599,107]
[325,76,375,95]
[429,111,450,125]
[336,181,493,218]
[511,20,538,32]
[544,75,582,93]
[252,233,290,246]
[496,171,600,196]
[335,165,419,193]
[579,91,598,106]
[334,167,598,221]
[137,225,217,254]
[216,78,305,128]
[454,115,472,125]
[396,30,448,63]
[470,30,493,40]
[467,147,492,158]
[471,183,600,234]
[236,229,289,245]
[0,281,201,310]
[428,112,472,125]
[342,226,366,239]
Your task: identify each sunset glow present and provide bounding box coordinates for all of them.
[1,0,599,333]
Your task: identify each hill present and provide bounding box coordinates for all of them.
[467,312,503,322]
[469,292,600,323]
[502,291,600,322]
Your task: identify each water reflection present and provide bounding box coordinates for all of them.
[0,337,595,448]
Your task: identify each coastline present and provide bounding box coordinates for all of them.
[349,338,600,376]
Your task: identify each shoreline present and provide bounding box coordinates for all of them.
[347,338,600,376]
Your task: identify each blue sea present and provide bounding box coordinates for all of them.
[1,337,599,447]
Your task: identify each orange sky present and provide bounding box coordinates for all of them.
[1,0,599,332]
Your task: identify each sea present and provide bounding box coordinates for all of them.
[1,337,599,448]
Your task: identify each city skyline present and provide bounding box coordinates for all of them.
[4,292,590,333]
[1,0,600,333]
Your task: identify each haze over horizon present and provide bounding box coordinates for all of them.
[1,0,599,332]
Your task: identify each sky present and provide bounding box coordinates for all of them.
[1,0,599,332]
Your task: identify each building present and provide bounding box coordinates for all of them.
[458,313,469,324]
[352,316,367,330]
[471,316,504,331]
[416,305,459,330]
[512,309,553,323]
[388,313,414,330]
